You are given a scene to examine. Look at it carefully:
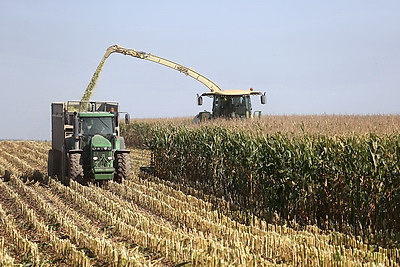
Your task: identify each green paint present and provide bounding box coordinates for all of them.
[91,135,112,148]
[79,112,114,118]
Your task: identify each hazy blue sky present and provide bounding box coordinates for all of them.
[1,1,399,140]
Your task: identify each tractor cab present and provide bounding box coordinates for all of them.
[80,115,114,136]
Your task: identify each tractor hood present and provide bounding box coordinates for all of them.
[91,135,112,150]
[90,134,114,180]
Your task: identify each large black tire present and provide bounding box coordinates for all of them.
[67,153,84,186]
[114,153,132,183]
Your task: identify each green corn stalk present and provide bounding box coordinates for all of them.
[124,121,400,246]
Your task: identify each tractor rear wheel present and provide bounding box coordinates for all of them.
[114,153,132,183]
[67,153,84,186]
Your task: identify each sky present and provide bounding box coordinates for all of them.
[0,1,399,140]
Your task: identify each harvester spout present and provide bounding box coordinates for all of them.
[81,45,117,102]
[82,44,222,102]
[105,44,120,57]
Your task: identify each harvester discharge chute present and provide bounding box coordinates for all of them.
[82,44,267,121]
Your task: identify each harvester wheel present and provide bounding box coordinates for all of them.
[67,153,84,186]
[115,153,132,183]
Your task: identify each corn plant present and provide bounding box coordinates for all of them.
[126,122,400,247]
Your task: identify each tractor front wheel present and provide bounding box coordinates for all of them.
[114,153,132,183]
[67,153,84,186]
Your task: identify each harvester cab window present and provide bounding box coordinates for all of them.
[214,96,233,117]
[80,117,113,136]
[234,95,250,116]
[231,96,242,107]
[214,95,251,117]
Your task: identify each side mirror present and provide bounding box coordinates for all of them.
[261,92,266,104]
[125,113,130,124]
[197,94,203,106]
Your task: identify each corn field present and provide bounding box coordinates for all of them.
[1,130,400,265]
[123,116,400,252]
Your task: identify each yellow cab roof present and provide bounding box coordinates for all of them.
[201,89,263,96]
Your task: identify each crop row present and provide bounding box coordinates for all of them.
[1,141,399,266]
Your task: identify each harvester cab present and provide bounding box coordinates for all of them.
[195,89,266,122]
[48,101,132,186]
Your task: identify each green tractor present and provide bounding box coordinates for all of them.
[48,101,132,186]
